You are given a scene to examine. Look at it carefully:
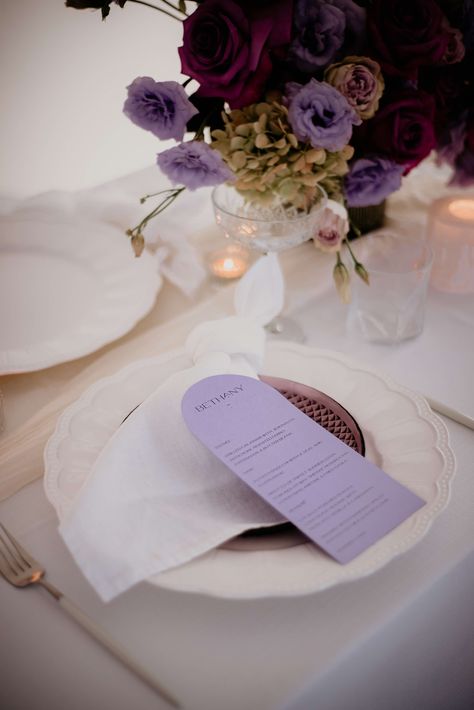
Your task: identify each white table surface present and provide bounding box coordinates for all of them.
[1,245,474,710]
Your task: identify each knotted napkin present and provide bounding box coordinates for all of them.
[59,254,287,601]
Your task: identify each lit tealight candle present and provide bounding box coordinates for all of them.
[427,194,474,293]
[447,198,474,221]
[208,246,250,281]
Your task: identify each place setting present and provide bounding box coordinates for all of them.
[1,1,474,709]
[42,250,455,602]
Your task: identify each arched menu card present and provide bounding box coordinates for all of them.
[182,374,425,564]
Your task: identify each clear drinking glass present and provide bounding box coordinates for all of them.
[347,231,433,344]
[211,183,327,340]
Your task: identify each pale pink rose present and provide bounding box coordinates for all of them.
[313,199,349,253]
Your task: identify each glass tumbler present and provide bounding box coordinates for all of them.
[347,232,433,344]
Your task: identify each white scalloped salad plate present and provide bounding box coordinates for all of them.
[0,218,160,373]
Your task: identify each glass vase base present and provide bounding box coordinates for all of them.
[265,316,306,343]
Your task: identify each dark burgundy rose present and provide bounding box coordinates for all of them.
[367,0,452,78]
[178,0,293,109]
[363,90,437,172]
[432,66,466,112]
[65,1,126,20]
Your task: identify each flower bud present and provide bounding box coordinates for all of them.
[131,233,145,258]
[333,259,351,304]
[355,261,370,285]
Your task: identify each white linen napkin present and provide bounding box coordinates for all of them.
[0,177,207,297]
[59,254,287,601]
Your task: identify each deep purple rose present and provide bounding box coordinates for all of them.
[344,157,404,207]
[287,79,361,152]
[65,0,126,20]
[362,90,437,171]
[178,0,293,109]
[123,78,198,141]
[424,63,467,117]
[368,0,452,79]
[157,141,234,190]
[289,0,366,73]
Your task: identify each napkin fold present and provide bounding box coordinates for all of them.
[0,178,208,296]
[59,254,286,601]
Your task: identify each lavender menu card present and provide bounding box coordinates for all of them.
[182,374,425,564]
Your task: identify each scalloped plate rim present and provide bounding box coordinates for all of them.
[43,342,456,598]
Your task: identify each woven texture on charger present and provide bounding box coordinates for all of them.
[260,375,365,456]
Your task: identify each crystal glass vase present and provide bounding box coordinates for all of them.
[211,183,327,341]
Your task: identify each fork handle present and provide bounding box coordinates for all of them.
[38,580,180,707]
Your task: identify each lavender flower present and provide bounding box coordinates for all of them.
[157,141,234,190]
[344,157,404,207]
[287,79,361,152]
[290,0,366,73]
[330,0,366,54]
[123,77,198,141]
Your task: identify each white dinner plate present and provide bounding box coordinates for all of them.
[0,218,161,374]
[44,342,455,599]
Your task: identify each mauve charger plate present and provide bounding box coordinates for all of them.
[260,375,365,456]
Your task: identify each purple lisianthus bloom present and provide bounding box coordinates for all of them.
[157,141,234,190]
[123,77,198,141]
[344,157,404,207]
[287,79,361,152]
[289,0,366,73]
[331,0,366,54]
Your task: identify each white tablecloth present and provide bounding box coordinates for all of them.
[1,166,474,710]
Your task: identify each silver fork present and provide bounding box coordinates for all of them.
[0,522,180,708]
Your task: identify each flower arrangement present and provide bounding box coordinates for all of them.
[67,0,474,300]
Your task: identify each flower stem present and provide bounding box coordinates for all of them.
[344,237,370,285]
[126,187,186,255]
[127,0,184,21]
[344,236,359,264]
[140,188,182,203]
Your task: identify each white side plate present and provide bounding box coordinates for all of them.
[44,343,456,598]
[0,218,161,373]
